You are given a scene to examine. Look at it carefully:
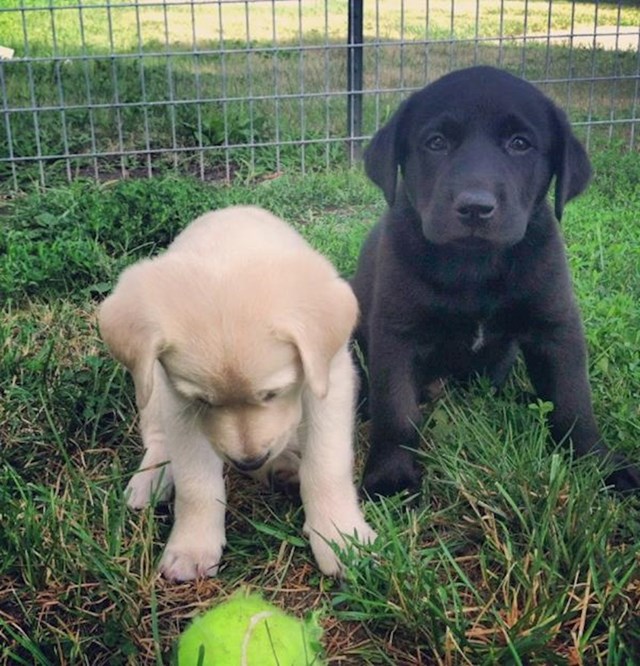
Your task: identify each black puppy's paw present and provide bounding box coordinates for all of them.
[362,448,422,498]
[603,454,640,494]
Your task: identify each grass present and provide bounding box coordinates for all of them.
[1,0,639,190]
[1,1,639,662]
[1,147,640,664]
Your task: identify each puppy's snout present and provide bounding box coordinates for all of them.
[229,451,271,472]
[455,189,497,226]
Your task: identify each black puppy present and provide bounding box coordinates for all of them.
[352,66,640,497]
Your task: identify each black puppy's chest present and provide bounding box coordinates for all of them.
[411,295,518,381]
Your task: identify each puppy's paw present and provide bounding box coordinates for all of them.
[125,464,173,510]
[159,535,224,581]
[306,515,377,577]
[308,532,344,577]
[362,448,422,498]
[603,454,640,493]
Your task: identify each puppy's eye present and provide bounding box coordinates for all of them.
[424,134,449,152]
[195,396,214,409]
[261,390,279,403]
[508,135,532,153]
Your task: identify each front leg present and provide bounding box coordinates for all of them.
[159,432,227,581]
[299,347,376,577]
[362,329,423,497]
[522,315,640,492]
[156,385,227,581]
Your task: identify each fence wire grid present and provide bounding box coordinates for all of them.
[1,0,639,191]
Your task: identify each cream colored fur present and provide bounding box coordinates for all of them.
[98,206,375,580]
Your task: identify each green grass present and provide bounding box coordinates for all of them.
[1,148,640,664]
[1,0,639,190]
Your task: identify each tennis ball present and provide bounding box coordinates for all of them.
[177,590,324,665]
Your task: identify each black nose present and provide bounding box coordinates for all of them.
[230,451,270,472]
[455,189,497,226]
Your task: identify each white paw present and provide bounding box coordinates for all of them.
[159,533,225,581]
[306,516,377,577]
[308,532,344,577]
[125,464,173,510]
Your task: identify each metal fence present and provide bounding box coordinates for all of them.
[1,0,639,191]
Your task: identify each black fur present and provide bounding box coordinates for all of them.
[352,66,640,496]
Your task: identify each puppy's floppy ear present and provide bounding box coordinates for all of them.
[98,268,164,409]
[364,101,407,207]
[279,278,358,399]
[550,103,592,221]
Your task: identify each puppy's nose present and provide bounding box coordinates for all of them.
[229,451,270,472]
[455,189,497,226]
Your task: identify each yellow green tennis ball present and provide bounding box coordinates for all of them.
[177,590,324,665]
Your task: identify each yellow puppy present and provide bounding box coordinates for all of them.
[99,206,375,580]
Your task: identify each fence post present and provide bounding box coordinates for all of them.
[347,0,364,164]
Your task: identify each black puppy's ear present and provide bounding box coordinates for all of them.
[552,105,592,221]
[364,103,406,207]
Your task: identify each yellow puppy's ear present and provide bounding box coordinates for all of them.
[98,270,164,409]
[281,277,358,399]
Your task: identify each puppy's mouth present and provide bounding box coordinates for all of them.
[227,450,271,472]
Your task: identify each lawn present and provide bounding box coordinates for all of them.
[1,0,640,663]
[1,147,640,664]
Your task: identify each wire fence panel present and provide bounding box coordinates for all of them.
[0,0,638,191]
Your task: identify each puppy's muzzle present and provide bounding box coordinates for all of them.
[229,451,271,472]
[455,189,497,227]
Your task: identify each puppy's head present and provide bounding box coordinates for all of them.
[365,66,591,247]
[99,253,357,472]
